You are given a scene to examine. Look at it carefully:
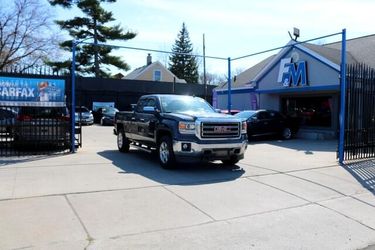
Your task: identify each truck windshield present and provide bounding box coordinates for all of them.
[160,96,215,114]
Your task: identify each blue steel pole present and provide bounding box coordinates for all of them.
[71,41,77,153]
[227,57,231,113]
[338,29,347,164]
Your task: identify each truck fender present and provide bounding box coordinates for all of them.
[156,127,173,144]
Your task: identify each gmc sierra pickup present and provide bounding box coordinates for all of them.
[114,94,248,168]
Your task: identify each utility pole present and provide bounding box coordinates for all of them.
[203,34,207,100]
[94,17,100,77]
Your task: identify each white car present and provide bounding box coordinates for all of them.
[75,106,94,125]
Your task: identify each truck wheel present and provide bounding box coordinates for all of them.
[158,136,176,169]
[222,158,239,165]
[282,127,292,140]
[117,130,130,152]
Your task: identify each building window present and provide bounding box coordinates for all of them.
[153,70,161,81]
[282,96,332,127]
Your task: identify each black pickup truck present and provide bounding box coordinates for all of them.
[114,94,248,168]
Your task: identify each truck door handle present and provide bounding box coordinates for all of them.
[131,117,136,121]
[140,118,145,122]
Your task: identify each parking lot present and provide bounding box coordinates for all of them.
[0,125,375,249]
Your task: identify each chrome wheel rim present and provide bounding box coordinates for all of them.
[283,128,291,139]
[159,141,169,164]
[118,133,123,148]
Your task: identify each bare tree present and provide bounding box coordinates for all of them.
[199,72,226,86]
[0,0,58,71]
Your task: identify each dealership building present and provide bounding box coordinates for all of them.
[213,34,375,139]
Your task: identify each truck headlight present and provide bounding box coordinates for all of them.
[179,121,196,134]
[241,121,247,134]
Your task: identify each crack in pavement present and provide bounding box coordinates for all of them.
[64,195,94,250]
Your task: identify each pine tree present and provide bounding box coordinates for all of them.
[48,0,136,77]
[169,23,199,84]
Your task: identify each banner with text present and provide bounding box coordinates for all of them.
[0,76,65,107]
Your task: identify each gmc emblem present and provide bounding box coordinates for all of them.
[214,126,230,133]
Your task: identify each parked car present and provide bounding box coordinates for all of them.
[100,107,119,126]
[93,107,116,123]
[92,107,103,123]
[75,106,94,125]
[235,110,300,140]
[0,108,17,136]
[14,106,70,147]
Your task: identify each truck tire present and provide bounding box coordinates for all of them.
[117,130,130,153]
[158,136,176,169]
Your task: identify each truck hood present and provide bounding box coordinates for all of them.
[162,111,237,121]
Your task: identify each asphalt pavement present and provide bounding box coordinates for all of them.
[0,125,374,250]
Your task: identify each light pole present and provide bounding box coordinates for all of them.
[203,34,207,100]
[71,40,77,152]
[227,57,231,113]
[338,29,347,164]
[71,37,93,152]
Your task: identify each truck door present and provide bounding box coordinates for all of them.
[132,98,147,141]
[134,97,158,145]
[140,97,158,145]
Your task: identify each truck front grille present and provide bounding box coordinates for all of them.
[201,122,240,138]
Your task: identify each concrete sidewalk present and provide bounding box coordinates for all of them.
[0,125,374,249]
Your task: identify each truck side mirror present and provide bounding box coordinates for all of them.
[143,106,156,113]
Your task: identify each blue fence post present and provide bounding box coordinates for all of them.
[338,29,347,164]
[227,57,231,113]
[71,40,77,153]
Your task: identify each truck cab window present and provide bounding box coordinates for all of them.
[146,99,156,108]
[136,99,147,113]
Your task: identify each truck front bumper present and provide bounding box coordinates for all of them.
[172,139,247,162]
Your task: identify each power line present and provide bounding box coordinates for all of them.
[79,41,228,61]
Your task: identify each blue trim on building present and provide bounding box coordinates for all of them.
[215,84,340,96]
[255,85,340,94]
[215,87,255,95]
[293,46,340,73]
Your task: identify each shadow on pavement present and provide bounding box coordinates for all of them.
[343,159,375,194]
[0,152,71,167]
[250,138,337,154]
[98,149,244,186]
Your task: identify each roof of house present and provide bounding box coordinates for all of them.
[216,34,375,90]
[124,61,186,83]
[124,65,148,80]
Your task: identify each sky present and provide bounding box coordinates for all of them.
[53,0,375,78]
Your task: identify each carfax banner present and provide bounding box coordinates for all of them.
[0,76,65,107]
